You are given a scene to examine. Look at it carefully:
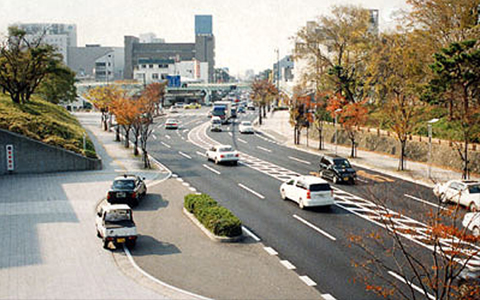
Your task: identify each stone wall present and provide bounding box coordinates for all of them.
[0,129,101,175]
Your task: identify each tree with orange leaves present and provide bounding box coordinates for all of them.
[135,84,159,168]
[84,85,124,131]
[251,79,278,125]
[110,95,141,148]
[142,81,166,115]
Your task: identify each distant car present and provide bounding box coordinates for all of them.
[239,121,254,134]
[230,108,237,118]
[237,106,246,114]
[174,102,185,109]
[319,155,356,184]
[210,117,222,132]
[206,145,239,165]
[433,180,480,211]
[462,212,480,236]
[165,118,179,130]
[185,103,201,109]
[107,174,147,207]
[247,103,255,110]
[280,176,334,209]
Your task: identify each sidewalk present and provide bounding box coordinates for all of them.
[257,110,479,187]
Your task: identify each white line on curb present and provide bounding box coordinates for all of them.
[299,275,317,287]
[189,187,197,192]
[238,138,247,144]
[322,294,337,300]
[388,271,434,300]
[182,182,190,187]
[161,142,171,148]
[202,164,221,175]
[238,183,265,199]
[179,151,192,159]
[263,247,278,255]
[242,226,261,242]
[404,194,445,210]
[176,177,184,182]
[257,146,272,153]
[288,156,311,165]
[293,214,336,241]
[280,260,296,270]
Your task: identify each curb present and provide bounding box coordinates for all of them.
[182,207,244,243]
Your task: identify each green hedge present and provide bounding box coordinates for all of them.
[184,193,242,237]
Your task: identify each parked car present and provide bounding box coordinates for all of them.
[433,180,480,211]
[239,121,254,134]
[462,212,480,236]
[319,155,356,184]
[185,103,201,109]
[206,145,239,165]
[169,106,178,113]
[165,118,179,130]
[96,203,137,249]
[106,174,147,207]
[210,116,222,132]
[280,176,335,209]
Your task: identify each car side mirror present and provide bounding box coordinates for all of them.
[142,177,146,180]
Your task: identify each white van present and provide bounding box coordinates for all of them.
[210,117,222,132]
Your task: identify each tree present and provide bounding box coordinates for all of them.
[110,95,141,148]
[429,40,480,179]
[0,26,61,104]
[142,82,166,115]
[251,79,278,125]
[367,32,426,170]
[136,87,158,168]
[84,85,124,131]
[36,64,77,104]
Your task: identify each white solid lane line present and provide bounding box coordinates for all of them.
[196,151,206,157]
[242,226,261,242]
[299,275,317,287]
[257,146,272,153]
[238,138,247,144]
[165,135,171,139]
[179,151,192,159]
[288,156,311,165]
[238,183,265,199]
[263,247,278,255]
[202,164,221,175]
[388,271,435,300]
[404,194,445,210]
[321,294,337,300]
[280,260,296,270]
[161,142,171,148]
[293,214,337,241]
[152,135,157,140]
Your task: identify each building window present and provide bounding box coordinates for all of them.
[149,64,153,68]
[152,73,159,79]
[142,65,146,69]
[161,74,167,80]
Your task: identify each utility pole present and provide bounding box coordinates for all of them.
[275,48,280,105]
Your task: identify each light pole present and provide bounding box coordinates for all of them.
[334,108,342,155]
[427,118,439,178]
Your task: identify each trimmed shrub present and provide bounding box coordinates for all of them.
[184,193,242,237]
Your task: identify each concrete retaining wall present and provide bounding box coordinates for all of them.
[0,129,101,175]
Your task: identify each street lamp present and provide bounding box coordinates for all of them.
[334,108,342,155]
[427,118,440,178]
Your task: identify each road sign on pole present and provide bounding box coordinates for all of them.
[6,144,14,171]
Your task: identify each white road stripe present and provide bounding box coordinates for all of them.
[165,135,171,139]
[356,178,368,183]
[388,271,434,300]
[404,194,445,210]
[280,260,296,270]
[238,183,265,199]
[299,275,317,287]
[238,138,247,144]
[321,294,337,300]
[228,132,233,136]
[161,142,171,148]
[202,164,221,175]
[288,156,311,165]
[263,247,278,255]
[179,151,192,159]
[189,187,197,192]
[196,151,206,157]
[257,146,272,153]
[182,182,190,187]
[152,135,157,140]
[176,178,184,182]
[293,214,336,241]
[242,226,261,242]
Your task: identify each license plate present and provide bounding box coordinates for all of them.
[117,238,126,243]
[117,192,126,198]
[344,177,349,181]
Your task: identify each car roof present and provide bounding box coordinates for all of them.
[296,175,330,185]
[449,180,480,186]
[322,154,347,160]
[218,145,234,150]
[166,119,177,122]
[114,174,137,181]
[241,121,251,124]
[103,204,132,212]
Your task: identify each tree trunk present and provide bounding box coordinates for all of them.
[350,138,356,158]
[463,137,469,180]
[318,128,323,150]
[262,105,266,118]
[293,126,297,144]
[124,128,130,148]
[258,108,262,125]
[398,140,407,171]
[115,126,120,142]
[133,136,139,156]
[297,127,301,145]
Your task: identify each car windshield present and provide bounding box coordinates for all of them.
[468,185,480,194]
[219,147,233,152]
[166,119,177,124]
[333,159,351,168]
[309,183,332,192]
[242,122,251,126]
[212,119,221,124]
[105,209,131,222]
[113,180,135,189]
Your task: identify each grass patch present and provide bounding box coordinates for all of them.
[0,94,97,158]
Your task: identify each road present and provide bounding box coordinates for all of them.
[140,107,476,300]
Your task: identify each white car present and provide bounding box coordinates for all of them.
[206,145,239,165]
[462,212,480,236]
[433,180,480,211]
[165,119,179,130]
[239,121,254,134]
[210,117,222,132]
[280,176,335,209]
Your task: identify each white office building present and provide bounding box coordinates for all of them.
[133,59,208,85]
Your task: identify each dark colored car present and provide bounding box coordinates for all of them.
[319,155,356,184]
[106,174,147,207]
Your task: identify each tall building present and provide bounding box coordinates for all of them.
[195,15,212,35]
[67,45,124,81]
[16,23,77,65]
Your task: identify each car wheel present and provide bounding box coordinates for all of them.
[126,240,136,249]
[469,202,478,212]
[473,226,480,237]
[333,176,338,184]
[103,240,110,249]
[96,230,101,238]
[319,170,325,178]
[349,178,355,185]
[280,189,287,200]
[439,193,448,203]
[215,158,219,165]
[232,161,238,166]
[299,198,305,209]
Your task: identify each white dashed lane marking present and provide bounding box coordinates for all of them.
[388,271,435,300]
[238,183,265,199]
[299,275,317,287]
[263,247,278,256]
[280,260,296,270]
[161,142,171,148]
[202,164,221,175]
[293,214,336,241]
[238,138,247,144]
[179,151,192,159]
[257,146,272,153]
[288,156,311,165]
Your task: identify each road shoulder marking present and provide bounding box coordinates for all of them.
[238,183,265,199]
[202,164,221,175]
[299,275,317,287]
[293,214,336,241]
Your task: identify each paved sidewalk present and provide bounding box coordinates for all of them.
[257,110,479,187]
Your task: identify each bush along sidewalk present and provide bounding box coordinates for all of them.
[184,193,242,238]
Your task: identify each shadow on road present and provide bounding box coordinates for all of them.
[130,234,181,257]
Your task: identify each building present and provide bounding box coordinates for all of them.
[195,15,213,35]
[273,55,294,85]
[133,58,208,85]
[214,67,231,83]
[139,32,165,44]
[16,23,77,65]
[124,15,215,82]
[67,45,124,81]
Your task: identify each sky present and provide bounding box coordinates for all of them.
[0,0,409,77]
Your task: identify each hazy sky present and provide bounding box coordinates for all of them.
[1,0,408,76]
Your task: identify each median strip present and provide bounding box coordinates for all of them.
[293,215,336,241]
[238,183,265,199]
[288,156,311,165]
[202,164,221,175]
[179,151,192,159]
